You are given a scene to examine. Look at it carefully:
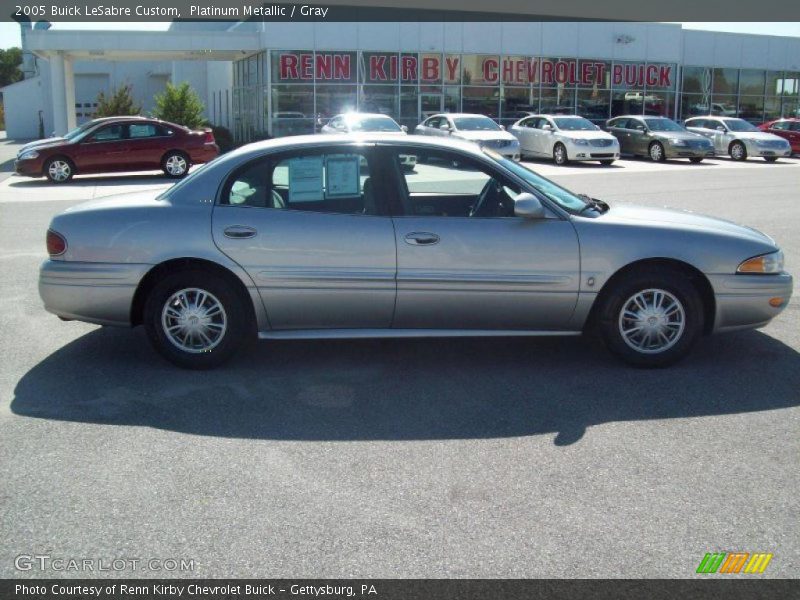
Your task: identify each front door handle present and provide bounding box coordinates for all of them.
[224,225,257,239]
[404,232,440,246]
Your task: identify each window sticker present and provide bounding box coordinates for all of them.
[325,155,361,198]
[288,156,324,202]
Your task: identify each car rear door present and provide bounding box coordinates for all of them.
[212,143,398,330]
[511,117,537,155]
[126,122,172,170]
[385,144,580,331]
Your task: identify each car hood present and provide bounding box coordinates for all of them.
[454,130,518,142]
[651,130,707,141]
[600,204,775,246]
[18,137,68,154]
[556,130,616,140]
[733,131,788,143]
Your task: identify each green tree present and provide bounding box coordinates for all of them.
[95,84,142,117]
[152,81,206,129]
[0,47,23,88]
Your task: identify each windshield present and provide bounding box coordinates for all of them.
[349,117,402,132]
[643,118,684,132]
[553,117,597,131]
[453,117,501,131]
[724,119,760,132]
[484,149,589,213]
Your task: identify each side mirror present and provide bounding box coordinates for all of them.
[514,193,546,219]
[542,124,553,131]
[716,126,726,132]
[439,123,451,131]
[499,124,506,130]
[401,125,408,133]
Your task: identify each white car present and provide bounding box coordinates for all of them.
[414,113,521,161]
[320,113,415,171]
[510,114,620,165]
[684,116,792,162]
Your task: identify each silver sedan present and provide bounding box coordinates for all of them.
[40,134,792,369]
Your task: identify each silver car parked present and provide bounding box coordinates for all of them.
[684,116,792,162]
[414,113,521,161]
[40,135,792,369]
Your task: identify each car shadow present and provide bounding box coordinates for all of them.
[11,327,800,446]
[521,158,625,169]
[7,173,174,188]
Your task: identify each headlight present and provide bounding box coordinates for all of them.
[570,138,589,145]
[669,138,688,146]
[737,250,784,274]
[19,150,39,160]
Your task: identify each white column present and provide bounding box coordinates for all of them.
[50,53,68,136]
[63,56,77,132]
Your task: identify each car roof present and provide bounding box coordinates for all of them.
[338,112,396,120]
[226,133,487,161]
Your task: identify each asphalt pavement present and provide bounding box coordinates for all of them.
[0,155,798,578]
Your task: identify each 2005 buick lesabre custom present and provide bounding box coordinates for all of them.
[39,134,792,369]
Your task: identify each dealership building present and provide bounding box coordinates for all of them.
[4,20,800,142]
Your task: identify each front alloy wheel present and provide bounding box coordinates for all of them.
[553,143,569,166]
[597,268,703,367]
[45,159,73,183]
[649,142,666,162]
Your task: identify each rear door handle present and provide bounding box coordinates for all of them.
[404,232,440,246]
[224,225,257,239]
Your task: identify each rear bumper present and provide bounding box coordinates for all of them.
[190,144,220,164]
[39,260,150,326]
[708,272,793,332]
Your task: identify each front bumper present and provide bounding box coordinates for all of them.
[708,272,793,332]
[664,145,714,158]
[744,141,792,158]
[39,260,150,327]
[14,159,44,177]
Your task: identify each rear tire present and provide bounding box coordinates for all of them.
[162,151,190,178]
[596,268,704,368]
[553,143,569,165]
[689,157,704,163]
[729,141,747,161]
[144,269,251,369]
[44,157,74,183]
[599,159,615,166]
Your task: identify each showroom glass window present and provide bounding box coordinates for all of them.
[577,60,611,124]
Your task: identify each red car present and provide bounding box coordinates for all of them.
[15,117,219,183]
[758,118,800,154]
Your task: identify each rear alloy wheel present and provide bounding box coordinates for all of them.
[144,270,250,369]
[553,143,569,165]
[649,142,666,162]
[45,158,74,183]
[729,141,747,161]
[162,151,190,178]
[597,269,703,367]
[689,157,704,163]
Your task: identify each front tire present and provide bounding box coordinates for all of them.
[162,151,190,178]
[599,159,615,166]
[764,156,779,163]
[553,143,569,166]
[596,268,704,368]
[45,157,74,183]
[729,141,747,161]
[144,270,250,369]
[649,142,666,162]
[689,157,704,163]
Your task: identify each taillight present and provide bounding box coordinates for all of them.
[46,229,67,256]
[203,131,215,144]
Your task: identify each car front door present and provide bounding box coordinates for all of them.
[385,145,580,331]
[74,123,130,173]
[212,143,398,330]
[790,122,800,151]
[628,119,650,155]
[512,117,539,155]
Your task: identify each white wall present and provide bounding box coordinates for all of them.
[2,76,45,139]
